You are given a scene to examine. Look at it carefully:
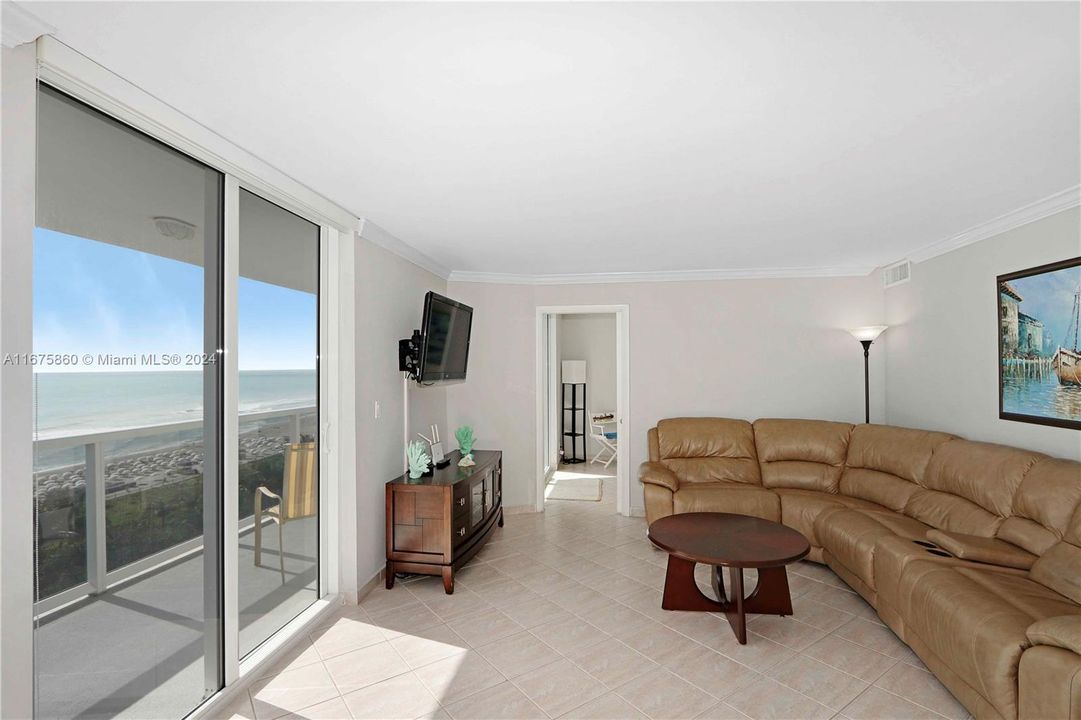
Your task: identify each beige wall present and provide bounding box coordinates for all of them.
[354,237,448,587]
[445,283,538,508]
[559,313,618,457]
[885,207,1081,460]
[446,274,886,512]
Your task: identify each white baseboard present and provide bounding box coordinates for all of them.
[356,568,385,604]
[627,507,647,518]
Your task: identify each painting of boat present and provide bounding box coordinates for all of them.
[998,257,1081,430]
[1054,348,1081,386]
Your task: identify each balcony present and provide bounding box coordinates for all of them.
[33,406,319,720]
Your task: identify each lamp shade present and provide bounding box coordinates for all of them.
[561,360,587,384]
[848,325,888,342]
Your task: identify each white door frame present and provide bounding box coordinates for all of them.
[535,305,630,516]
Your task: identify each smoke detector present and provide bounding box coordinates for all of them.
[153,216,196,242]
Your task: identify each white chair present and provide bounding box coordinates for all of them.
[589,412,618,468]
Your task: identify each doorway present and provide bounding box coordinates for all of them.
[535,306,630,515]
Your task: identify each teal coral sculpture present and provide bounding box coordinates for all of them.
[407,440,431,479]
[455,425,475,456]
[455,425,476,466]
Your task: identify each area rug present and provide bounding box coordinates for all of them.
[545,476,603,501]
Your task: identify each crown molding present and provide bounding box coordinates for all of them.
[1,2,55,48]
[358,219,451,280]
[447,265,875,285]
[906,185,1081,265]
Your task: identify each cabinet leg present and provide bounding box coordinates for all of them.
[498,508,504,528]
[442,566,455,594]
[385,562,395,589]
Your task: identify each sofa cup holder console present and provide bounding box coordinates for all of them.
[911,539,952,558]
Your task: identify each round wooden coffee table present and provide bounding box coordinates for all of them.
[648,512,811,644]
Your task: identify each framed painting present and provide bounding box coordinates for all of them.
[998,256,1081,430]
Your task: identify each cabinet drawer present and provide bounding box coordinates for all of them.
[452,518,469,547]
[452,493,468,518]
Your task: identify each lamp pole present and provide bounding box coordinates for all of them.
[861,340,872,424]
[848,326,887,425]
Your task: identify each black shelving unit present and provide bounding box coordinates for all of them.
[560,382,587,464]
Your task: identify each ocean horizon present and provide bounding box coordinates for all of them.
[33,369,316,440]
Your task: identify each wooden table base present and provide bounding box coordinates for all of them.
[660,555,794,644]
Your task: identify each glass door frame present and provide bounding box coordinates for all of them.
[0,36,358,720]
[218,179,343,689]
[226,181,337,679]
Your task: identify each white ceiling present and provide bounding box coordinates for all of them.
[26,1,1081,278]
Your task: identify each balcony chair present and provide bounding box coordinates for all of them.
[254,441,317,583]
[589,412,618,468]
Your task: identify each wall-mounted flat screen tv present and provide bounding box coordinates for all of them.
[419,291,473,382]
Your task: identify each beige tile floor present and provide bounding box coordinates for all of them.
[217,472,972,720]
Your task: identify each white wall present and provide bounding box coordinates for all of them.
[0,41,38,720]
[558,313,617,457]
[446,275,886,512]
[885,207,1081,460]
[354,237,448,590]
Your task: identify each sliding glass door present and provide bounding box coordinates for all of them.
[237,189,320,658]
[33,86,223,719]
[32,85,325,719]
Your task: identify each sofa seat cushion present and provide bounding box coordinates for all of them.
[897,561,1081,720]
[672,483,780,521]
[776,489,885,547]
[873,535,1030,630]
[815,507,930,592]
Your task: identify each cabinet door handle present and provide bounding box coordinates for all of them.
[458,498,466,507]
[458,527,466,537]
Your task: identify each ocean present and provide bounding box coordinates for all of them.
[1002,373,1081,422]
[32,370,317,471]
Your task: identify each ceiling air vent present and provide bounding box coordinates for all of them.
[883,260,911,288]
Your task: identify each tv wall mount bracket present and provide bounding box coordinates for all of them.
[399,329,424,381]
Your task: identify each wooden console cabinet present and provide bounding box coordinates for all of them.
[385,449,503,594]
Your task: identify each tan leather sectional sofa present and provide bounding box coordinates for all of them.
[639,417,1081,720]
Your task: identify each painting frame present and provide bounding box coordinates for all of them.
[997,255,1081,430]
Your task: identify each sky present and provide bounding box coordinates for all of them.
[1010,263,1081,351]
[32,228,317,372]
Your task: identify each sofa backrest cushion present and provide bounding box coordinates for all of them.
[994,456,1081,547]
[1001,457,1081,555]
[839,425,955,512]
[1029,502,1081,604]
[903,440,1043,536]
[655,418,760,485]
[753,418,852,493]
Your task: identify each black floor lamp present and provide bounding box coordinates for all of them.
[848,326,887,424]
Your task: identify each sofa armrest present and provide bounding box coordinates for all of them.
[926,529,1037,569]
[639,462,679,492]
[1026,615,1081,655]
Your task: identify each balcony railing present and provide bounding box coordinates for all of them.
[33,405,316,617]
